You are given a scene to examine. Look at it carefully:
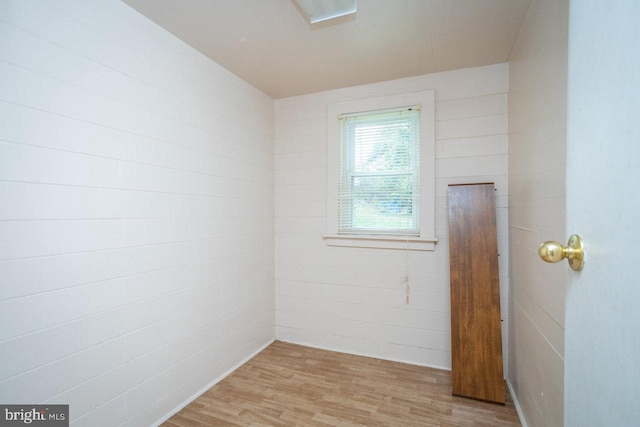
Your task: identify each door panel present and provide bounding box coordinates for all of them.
[565,2,640,425]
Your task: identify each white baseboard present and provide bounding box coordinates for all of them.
[152,338,275,426]
[276,338,452,372]
[506,377,527,427]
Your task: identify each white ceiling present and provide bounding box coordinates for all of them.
[122,0,531,99]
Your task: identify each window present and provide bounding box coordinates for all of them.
[325,91,436,251]
[338,107,421,235]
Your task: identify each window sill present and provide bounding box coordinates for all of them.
[322,234,437,251]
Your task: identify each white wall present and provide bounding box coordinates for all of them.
[0,1,274,425]
[274,64,509,370]
[507,0,568,425]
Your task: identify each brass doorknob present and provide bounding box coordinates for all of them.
[538,234,584,271]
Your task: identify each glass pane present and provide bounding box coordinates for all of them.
[352,120,416,173]
[350,174,415,230]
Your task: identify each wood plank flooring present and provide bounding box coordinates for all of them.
[163,341,521,426]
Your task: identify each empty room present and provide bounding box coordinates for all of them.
[1,0,638,426]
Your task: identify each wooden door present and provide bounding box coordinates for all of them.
[448,183,504,404]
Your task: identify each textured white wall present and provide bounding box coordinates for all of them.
[0,0,274,425]
[274,64,510,370]
[508,0,569,425]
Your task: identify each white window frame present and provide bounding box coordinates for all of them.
[325,91,437,251]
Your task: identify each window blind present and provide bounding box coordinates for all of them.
[338,107,421,235]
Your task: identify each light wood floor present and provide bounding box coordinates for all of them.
[163,341,521,426]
